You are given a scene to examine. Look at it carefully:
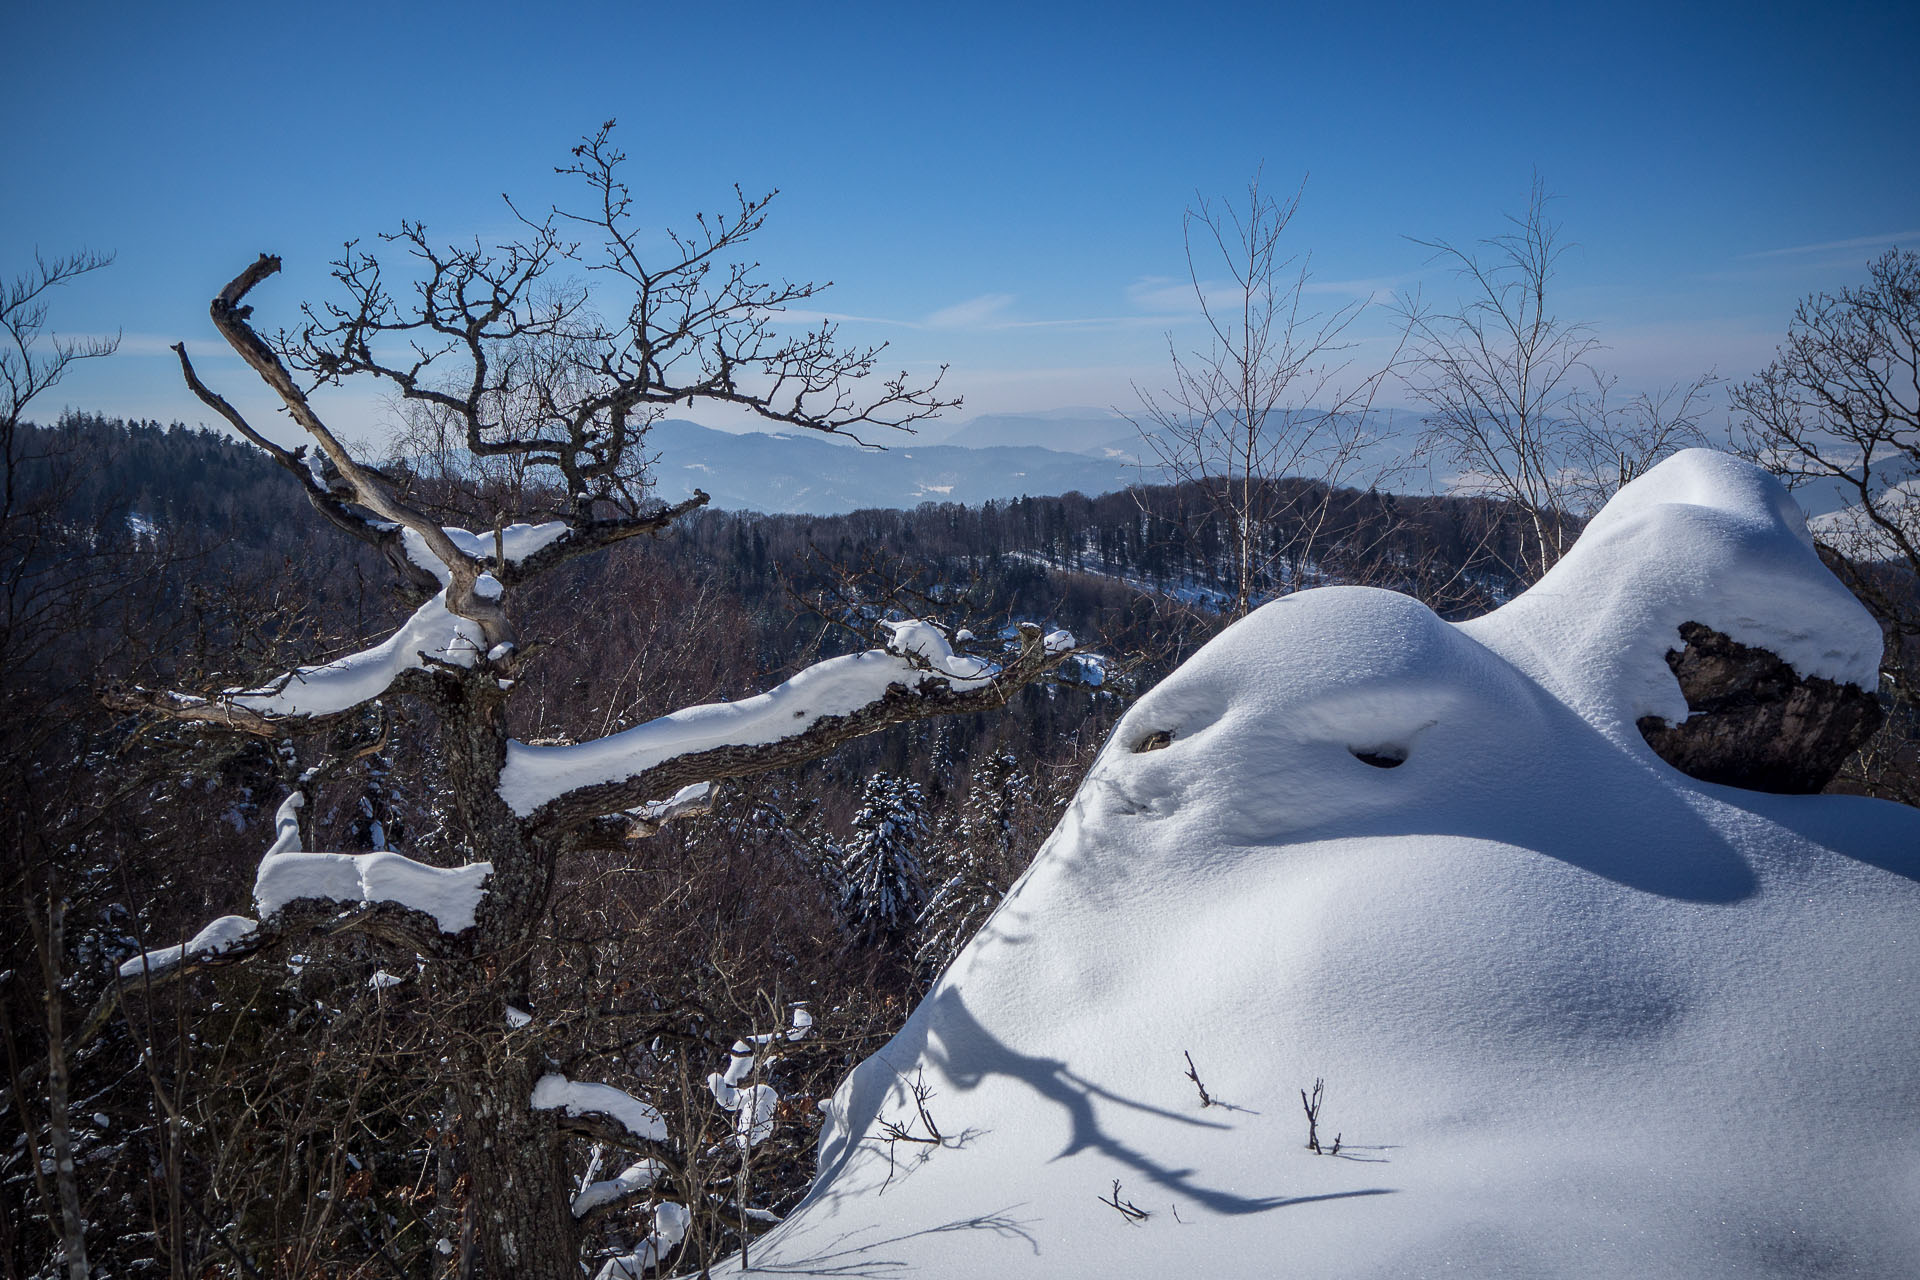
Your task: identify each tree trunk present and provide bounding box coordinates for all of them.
[458,1062,578,1278]
[34,897,90,1280]
[438,670,580,1276]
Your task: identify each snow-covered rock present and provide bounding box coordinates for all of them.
[732,452,1920,1279]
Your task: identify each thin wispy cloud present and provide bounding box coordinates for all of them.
[1124,276,1200,313]
[776,307,921,330]
[1127,271,1412,313]
[924,293,1017,330]
[1302,272,1420,303]
[65,332,242,359]
[1743,230,1920,259]
[785,291,1187,335]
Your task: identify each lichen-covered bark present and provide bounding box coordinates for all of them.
[1638,621,1884,793]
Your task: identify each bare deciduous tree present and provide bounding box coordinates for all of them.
[1400,180,1712,581]
[1731,247,1920,801]
[1128,174,1402,618]
[2,250,118,438]
[99,123,1079,1278]
[1,250,117,1280]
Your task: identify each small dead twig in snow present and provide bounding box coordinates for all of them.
[1098,1179,1150,1224]
[1302,1077,1326,1154]
[1182,1050,1214,1108]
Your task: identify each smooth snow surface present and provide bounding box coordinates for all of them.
[729,452,1920,1279]
[499,623,999,817]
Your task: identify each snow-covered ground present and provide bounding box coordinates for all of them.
[720,451,1920,1278]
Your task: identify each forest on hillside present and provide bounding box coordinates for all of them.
[5,400,1917,1277]
[0,408,1573,1276]
[3,202,1913,1276]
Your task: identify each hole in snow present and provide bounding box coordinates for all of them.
[1133,729,1174,753]
[1349,745,1408,769]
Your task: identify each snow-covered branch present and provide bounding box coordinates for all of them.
[532,1074,669,1145]
[253,793,492,933]
[116,915,259,980]
[105,591,486,734]
[511,621,1078,833]
[385,520,571,586]
[590,1202,690,1280]
[572,1159,665,1220]
[707,1004,813,1151]
[622,782,716,838]
[193,256,517,646]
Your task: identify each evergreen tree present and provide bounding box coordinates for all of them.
[836,773,927,945]
[916,751,1027,975]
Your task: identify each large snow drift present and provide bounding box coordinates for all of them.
[733,452,1920,1279]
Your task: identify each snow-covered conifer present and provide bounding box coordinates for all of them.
[916,751,1027,973]
[836,774,927,945]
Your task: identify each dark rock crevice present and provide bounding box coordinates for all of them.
[1636,621,1883,795]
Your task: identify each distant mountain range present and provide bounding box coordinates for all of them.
[653,409,1873,521]
[647,418,1151,514]
[920,408,1148,456]
[650,409,1443,515]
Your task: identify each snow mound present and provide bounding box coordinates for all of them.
[735,451,1920,1279]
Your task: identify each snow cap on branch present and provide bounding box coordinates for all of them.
[571,1159,663,1219]
[707,1004,813,1150]
[388,520,572,586]
[252,791,491,933]
[116,915,259,979]
[591,1202,690,1280]
[497,626,1008,818]
[530,1074,668,1143]
[228,590,486,719]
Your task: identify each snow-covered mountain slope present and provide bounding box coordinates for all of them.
[728,451,1920,1279]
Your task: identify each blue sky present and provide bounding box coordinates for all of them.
[6,0,1917,444]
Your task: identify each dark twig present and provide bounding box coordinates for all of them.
[1098,1179,1150,1224]
[1182,1050,1214,1108]
[1301,1077,1326,1154]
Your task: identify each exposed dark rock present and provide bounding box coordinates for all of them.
[1637,622,1883,794]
